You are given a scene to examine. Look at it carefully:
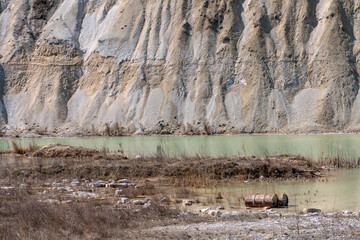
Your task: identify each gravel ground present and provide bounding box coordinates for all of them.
[130,212,360,239]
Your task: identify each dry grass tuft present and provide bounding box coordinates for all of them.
[318,157,360,169]
[0,190,178,240]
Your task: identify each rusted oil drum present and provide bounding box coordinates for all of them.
[245,194,278,208]
[276,194,289,207]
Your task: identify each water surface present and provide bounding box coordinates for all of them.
[1,134,360,160]
[171,169,360,212]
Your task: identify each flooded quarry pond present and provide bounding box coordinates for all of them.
[2,134,360,159]
[1,134,360,212]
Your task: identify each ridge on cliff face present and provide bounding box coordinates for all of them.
[0,0,359,135]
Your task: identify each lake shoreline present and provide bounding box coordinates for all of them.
[1,144,360,239]
[2,126,360,139]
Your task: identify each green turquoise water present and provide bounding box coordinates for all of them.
[1,134,360,159]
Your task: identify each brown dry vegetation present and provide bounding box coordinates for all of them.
[3,143,359,187]
[5,142,127,159]
[0,189,179,240]
[0,153,324,185]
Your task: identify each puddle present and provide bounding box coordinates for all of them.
[161,169,360,212]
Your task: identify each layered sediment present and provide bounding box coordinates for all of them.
[0,0,360,135]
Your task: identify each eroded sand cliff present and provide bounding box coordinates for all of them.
[0,0,359,135]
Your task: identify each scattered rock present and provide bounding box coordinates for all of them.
[208,210,222,217]
[135,155,142,159]
[183,201,192,206]
[90,182,106,187]
[179,211,198,217]
[42,199,60,203]
[52,182,62,187]
[160,197,171,203]
[222,211,247,217]
[132,200,147,205]
[342,210,353,215]
[72,191,100,198]
[143,202,152,208]
[303,208,321,214]
[217,206,225,210]
[71,181,81,186]
[200,208,211,213]
[325,212,339,217]
[118,179,130,183]
[119,197,130,204]
[107,182,136,188]
[266,209,280,217]
[115,189,124,195]
[183,199,196,206]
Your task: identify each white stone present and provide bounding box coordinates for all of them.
[132,200,146,205]
[115,189,124,195]
[208,210,222,217]
[71,181,81,186]
[120,197,130,204]
[200,208,211,213]
[72,191,100,198]
[222,211,244,217]
[342,210,353,215]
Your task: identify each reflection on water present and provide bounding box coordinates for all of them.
[177,169,360,212]
[0,134,360,159]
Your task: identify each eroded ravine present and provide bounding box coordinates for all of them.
[0,0,359,135]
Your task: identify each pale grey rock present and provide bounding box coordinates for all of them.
[208,210,222,217]
[0,0,359,134]
[115,189,124,196]
[303,208,322,214]
[72,191,100,198]
[200,208,211,213]
[119,197,129,204]
[132,200,147,205]
[90,182,106,188]
[71,181,81,186]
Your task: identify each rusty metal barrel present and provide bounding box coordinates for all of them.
[276,194,289,207]
[245,194,278,208]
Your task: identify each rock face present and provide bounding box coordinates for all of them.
[0,0,360,134]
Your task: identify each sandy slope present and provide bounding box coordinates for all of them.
[0,0,360,135]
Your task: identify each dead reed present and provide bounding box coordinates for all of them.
[318,157,360,169]
[12,141,37,154]
[0,189,178,240]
